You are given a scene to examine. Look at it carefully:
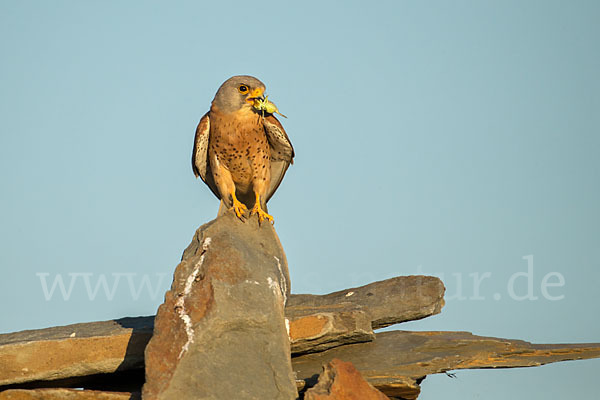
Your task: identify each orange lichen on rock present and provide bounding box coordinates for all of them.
[289,315,329,340]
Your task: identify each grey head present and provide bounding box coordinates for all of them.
[211,75,266,113]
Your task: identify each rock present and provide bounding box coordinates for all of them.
[142,212,297,400]
[286,276,445,329]
[288,310,374,355]
[0,311,369,389]
[2,326,599,399]
[0,389,137,400]
[287,275,446,354]
[0,275,446,388]
[303,359,390,400]
[293,330,600,399]
[0,317,152,386]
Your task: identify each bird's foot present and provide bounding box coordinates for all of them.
[250,203,274,225]
[230,198,248,221]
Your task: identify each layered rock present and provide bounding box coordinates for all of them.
[4,327,598,399]
[2,238,598,400]
[0,317,151,386]
[292,330,600,399]
[286,275,446,355]
[288,310,373,355]
[142,212,297,400]
[0,276,445,388]
[0,389,136,400]
[286,275,445,329]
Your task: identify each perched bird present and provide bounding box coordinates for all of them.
[192,75,294,224]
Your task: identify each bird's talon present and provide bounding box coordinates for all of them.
[231,198,248,221]
[250,204,273,225]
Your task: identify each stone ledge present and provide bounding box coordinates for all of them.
[0,275,444,387]
[0,389,138,400]
[292,330,600,399]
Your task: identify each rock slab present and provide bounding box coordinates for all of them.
[0,389,136,400]
[0,317,151,386]
[289,310,374,355]
[0,275,445,388]
[293,330,600,399]
[303,359,390,400]
[142,212,297,400]
[286,276,445,329]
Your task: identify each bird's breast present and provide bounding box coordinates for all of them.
[209,109,271,188]
[210,108,264,143]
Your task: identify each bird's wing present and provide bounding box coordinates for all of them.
[262,115,294,202]
[192,112,221,199]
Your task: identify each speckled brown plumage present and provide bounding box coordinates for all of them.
[192,75,294,224]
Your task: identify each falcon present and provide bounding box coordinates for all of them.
[192,75,294,224]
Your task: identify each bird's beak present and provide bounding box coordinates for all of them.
[246,87,265,103]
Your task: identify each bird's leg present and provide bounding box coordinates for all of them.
[250,192,273,225]
[230,189,248,221]
[210,153,247,222]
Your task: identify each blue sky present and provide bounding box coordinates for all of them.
[1,1,599,398]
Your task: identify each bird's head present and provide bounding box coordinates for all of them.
[211,75,266,113]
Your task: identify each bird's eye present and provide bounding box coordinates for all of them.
[238,85,249,94]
